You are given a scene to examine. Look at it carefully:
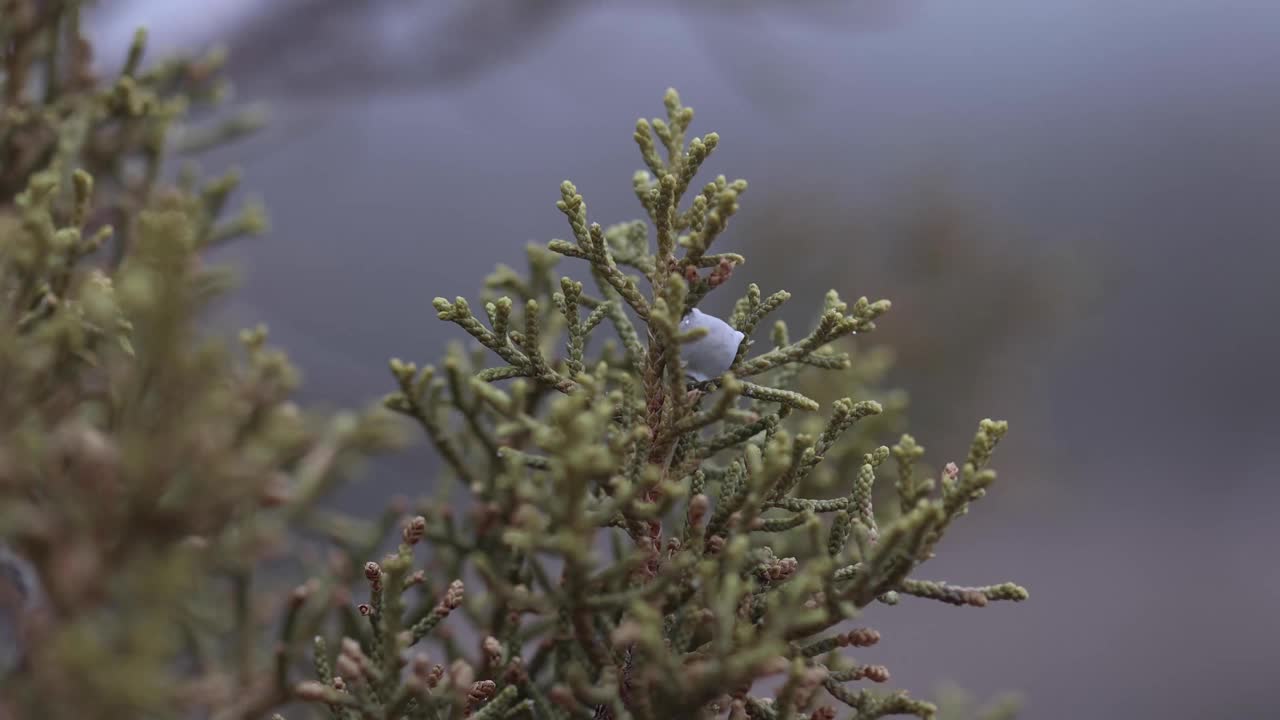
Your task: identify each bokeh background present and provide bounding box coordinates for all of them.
[86,1,1280,717]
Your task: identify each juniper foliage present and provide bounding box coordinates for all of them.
[0,4,399,718]
[0,5,1027,719]
[366,89,1028,720]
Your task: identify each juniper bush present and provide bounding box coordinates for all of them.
[0,4,1027,719]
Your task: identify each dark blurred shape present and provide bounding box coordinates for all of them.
[221,0,585,98]
[91,0,914,102]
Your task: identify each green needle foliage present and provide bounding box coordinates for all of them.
[366,89,1028,720]
[0,4,1028,719]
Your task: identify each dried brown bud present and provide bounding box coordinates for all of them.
[364,561,382,582]
[811,707,837,720]
[707,257,736,288]
[844,627,881,647]
[467,679,496,703]
[758,556,799,583]
[863,665,890,683]
[439,579,465,613]
[357,603,372,616]
[403,515,427,545]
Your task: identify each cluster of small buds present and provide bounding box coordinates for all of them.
[409,653,445,689]
[861,665,891,683]
[943,461,960,482]
[358,561,384,616]
[364,561,382,588]
[707,257,736,288]
[755,555,799,584]
[434,579,465,619]
[463,680,497,717]
[826,655,891,684]
[402,514,427,545]
[680,257,737,289]
[842,627,881,648]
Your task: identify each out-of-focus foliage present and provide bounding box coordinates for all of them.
[0,3,399,718]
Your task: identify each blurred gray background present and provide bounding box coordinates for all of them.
[88,1,1280,717]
